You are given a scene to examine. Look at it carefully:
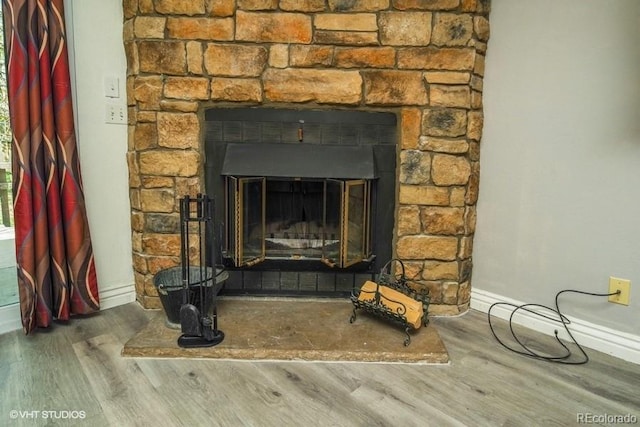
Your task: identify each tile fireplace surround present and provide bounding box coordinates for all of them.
[123,0,490,315]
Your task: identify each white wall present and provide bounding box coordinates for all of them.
[65,0,134,308]
[475,0,640,336]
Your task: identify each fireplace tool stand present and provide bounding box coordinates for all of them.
[178,194,225,348]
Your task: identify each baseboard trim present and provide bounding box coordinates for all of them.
[0,304,22,335]
[471,288,640,365]
[0,283,136,336]
[99,283,136,310]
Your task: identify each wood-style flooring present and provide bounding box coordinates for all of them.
[1,302,638,427]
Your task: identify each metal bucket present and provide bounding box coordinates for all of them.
[153,266,218,329]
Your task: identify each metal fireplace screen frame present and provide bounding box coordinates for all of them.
[224,175,372,269]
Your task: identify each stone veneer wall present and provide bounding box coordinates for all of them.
[122,0,490,314]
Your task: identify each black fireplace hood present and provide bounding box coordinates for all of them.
[220,143,377,179]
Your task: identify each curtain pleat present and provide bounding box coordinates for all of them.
[2,0,99,334]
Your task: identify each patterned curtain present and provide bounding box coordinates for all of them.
[2,0,99,333]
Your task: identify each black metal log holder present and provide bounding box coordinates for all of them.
[178,194,225,348]
[350,259,430,346]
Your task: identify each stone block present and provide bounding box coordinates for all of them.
[139,0,154,13]
[396,235,458,261]
[142,233,182,257]
[460,0,477,12]
[159,100,200,113]
[134,17,166,39]
[393,0,459,10]
[424,71,471,84]
[175,177,202,198]
[420,206,465,235]
[127,153,140,188]
[163,77,209,100]
[207,0,235,16]
[145,213,180,233]
[211,78,263,102]
[474,54,485,76]
[131,211,144,232]
[418,136,469,154]
[471,90,482,109]
[132,231,143,253]
[363,70,428,106]
[429,85,471,108]
[398,185,450,206]
[431,13,473,46]
[280,0,326,12]
[465,206,477,234]
[334,47,396,69]
[134,123,158,150]
[315,14,378,31]
[129,188,142,210]
[397,206,421,236]
[449,187,466,206]
[134,75,163,109]
[458,280,471,305]
[167,18,234,40]
[290,45,334,67]
[186,41,204,74]
[467,110,483,141]
[204,44,268,77]
[123,0,137,19]
[459,236,473,259]
[157,112,200,149]
[269,44,289,68]
[398,47,475,71]
[141,176,174,188]
[459,258,472,282]
[466,161,480,204]
[328,0,389,11]
[442,281,459,304]
[423,108,467,137]
[155,0,205,15]
[431,154,471,186]
[264,68,362,104]
[314,31,379,46]
[402,261,424,281]
[140,188,175,213]
[124,41,138,75]
[379,12,431,46]
[474,16,490,41]
[238,0,278,10]
[400,108,422,150]
[400,150,431,184]
[236,11,312,43]
[139,150,201,177]
[146,256,180,275]
[423,260,459,280]
[138,41,186,75]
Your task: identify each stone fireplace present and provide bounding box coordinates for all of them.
[123,0,490,315]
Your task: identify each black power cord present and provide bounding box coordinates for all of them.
[488,289,621,365]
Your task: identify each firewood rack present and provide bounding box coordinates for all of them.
[350,259,430,346]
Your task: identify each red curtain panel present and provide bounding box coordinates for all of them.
[2,0,99,333]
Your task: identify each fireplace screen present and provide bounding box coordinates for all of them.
[225,176,372,268]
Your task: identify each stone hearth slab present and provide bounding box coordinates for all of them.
[122,298,449,364]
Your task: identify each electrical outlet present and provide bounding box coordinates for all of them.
[105,103,127,124]
[608,277,631,305]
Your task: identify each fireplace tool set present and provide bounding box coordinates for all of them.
[177,194,226,348]
[350,259,430,346]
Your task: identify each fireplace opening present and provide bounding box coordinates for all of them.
[204,107,397,297]
[224,176,373,268]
